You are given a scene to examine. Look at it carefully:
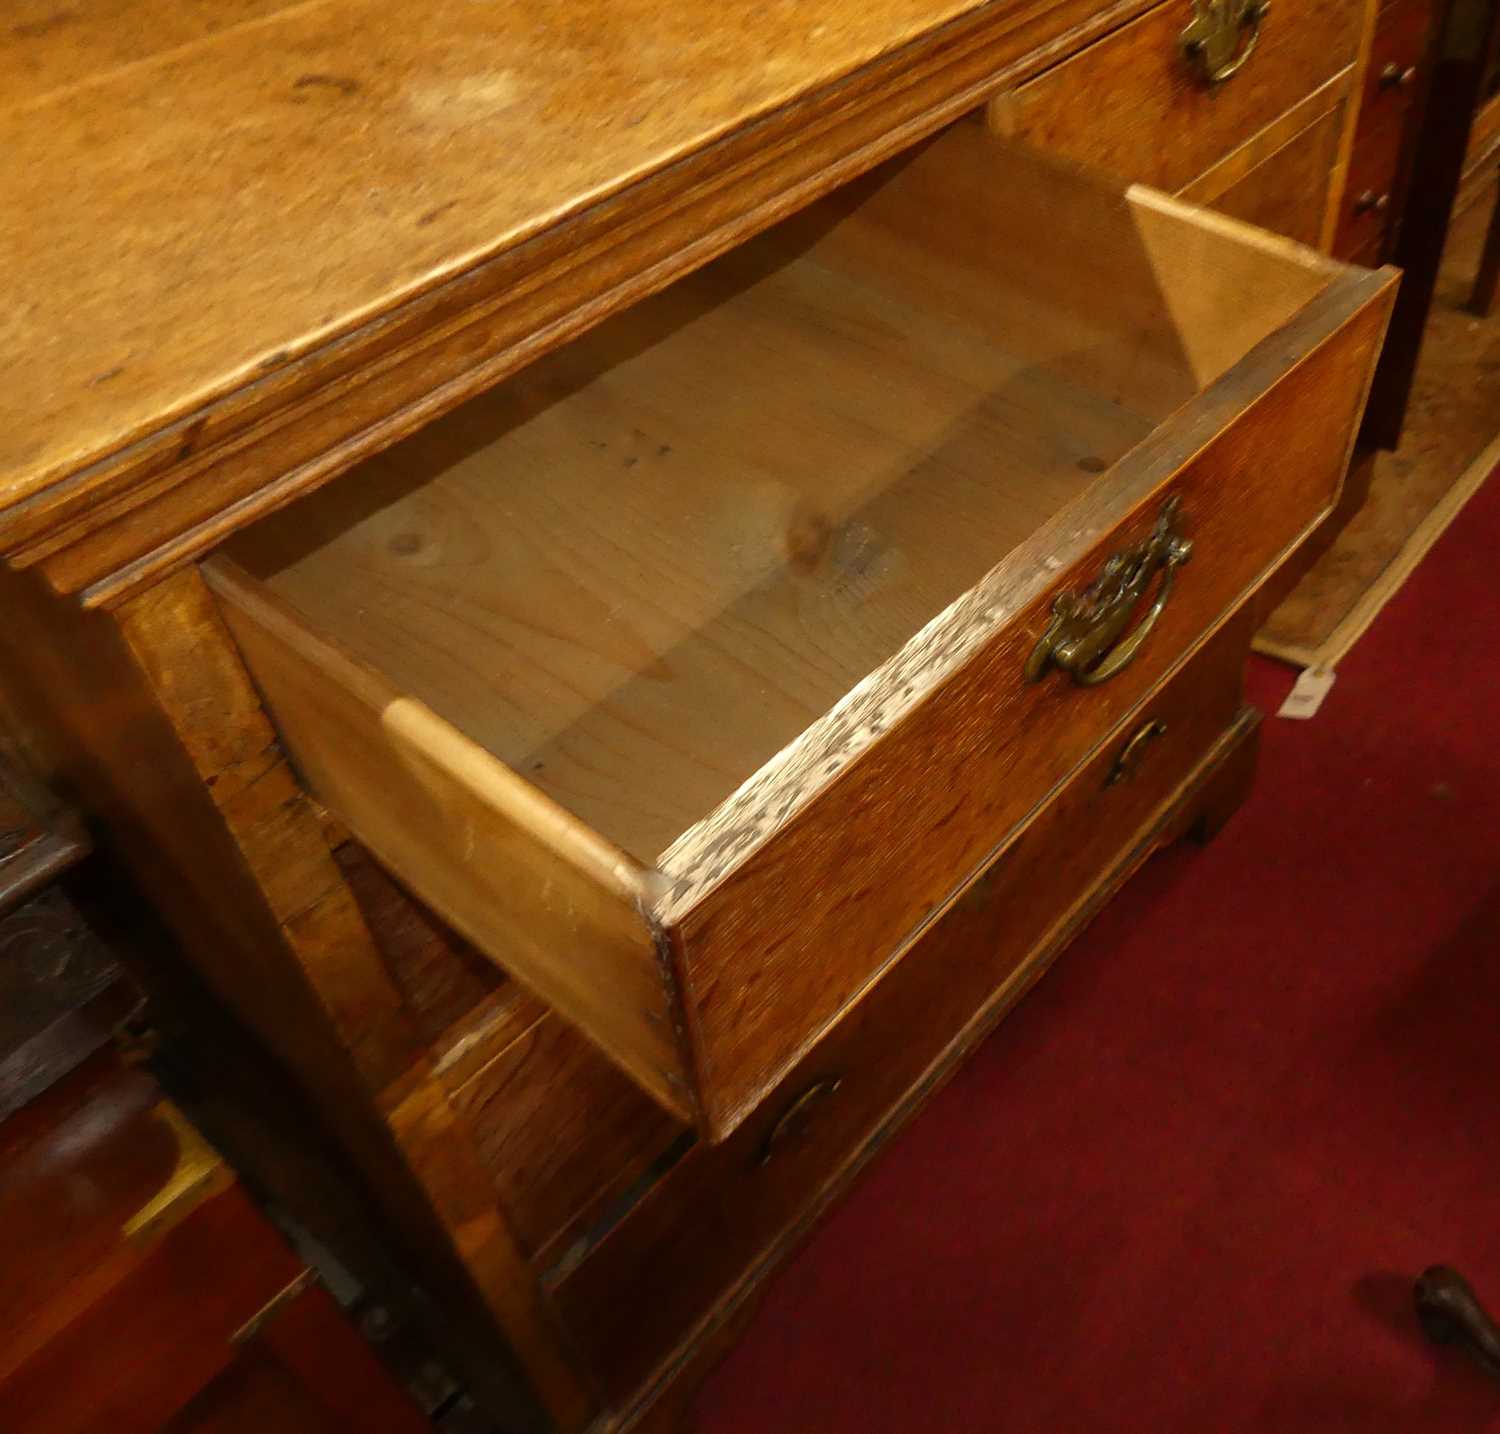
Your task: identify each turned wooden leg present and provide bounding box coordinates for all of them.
[1415,1266,1500,1379]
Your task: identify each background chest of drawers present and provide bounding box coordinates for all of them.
[990,0,1369,246]
[0,1,1396,1428]
[1333,0,1437,264]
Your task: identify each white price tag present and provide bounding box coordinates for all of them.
[1277,664,1336,721]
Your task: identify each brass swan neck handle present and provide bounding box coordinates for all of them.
[1025,496,1192,688]
[1181,0,1270,86]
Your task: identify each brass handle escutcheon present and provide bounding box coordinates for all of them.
[1181,0,1269,85]
[758,1078,841,1166]
[1105,720,1168,788]
[1024,497,1192,688]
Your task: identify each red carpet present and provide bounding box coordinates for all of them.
[695,469,1500,1433]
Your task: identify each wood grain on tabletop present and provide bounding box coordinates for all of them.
[3,0,1185,610]
[0,0,1159,572]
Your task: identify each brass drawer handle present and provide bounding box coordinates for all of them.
[1104,719,1168,788]
[1378,62,1418,90]
[1181,0,1269,86]
[1025,497,1193,688]
[1354,190,1391,215]
[758,1078,841,1166]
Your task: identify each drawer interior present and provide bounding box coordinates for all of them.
[224,121,1337,868]
[211,118,1386,1135]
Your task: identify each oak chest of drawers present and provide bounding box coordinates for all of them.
[0,2,1395,1428]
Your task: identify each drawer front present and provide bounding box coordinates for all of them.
[995,0,1363,194]
[1331,0,1432,260]
[551,616,1253,1406]
[1360,0,1431,125]
[671,282,1394,1135]
[1334,118,1411,256]
[1208,105,1345,246]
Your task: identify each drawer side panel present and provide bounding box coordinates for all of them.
[205,562,695,1125]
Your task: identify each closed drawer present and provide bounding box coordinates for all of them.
[549,613,1253,1405]
[991,0,1364,195]
[1204,104,1346,245]
[1360,0,1431,126]
[1331,0,1432,260]
[207,122,1394,1140]
[1335,118,1411,256]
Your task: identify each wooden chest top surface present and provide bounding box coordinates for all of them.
[1,0,1062,531]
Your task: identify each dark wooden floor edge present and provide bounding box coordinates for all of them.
[611,706,1263,1432]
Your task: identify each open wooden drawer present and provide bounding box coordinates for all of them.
[206,121,1395,1140]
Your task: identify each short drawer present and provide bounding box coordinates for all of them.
[207,122,1394,1140]
[549,614,1253,1406]
[1360,0,1432,125]
[1334,118,1411,256]
[1331,0,1432,261]
[991,0,1364,195]
[1203,104,1346,245]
